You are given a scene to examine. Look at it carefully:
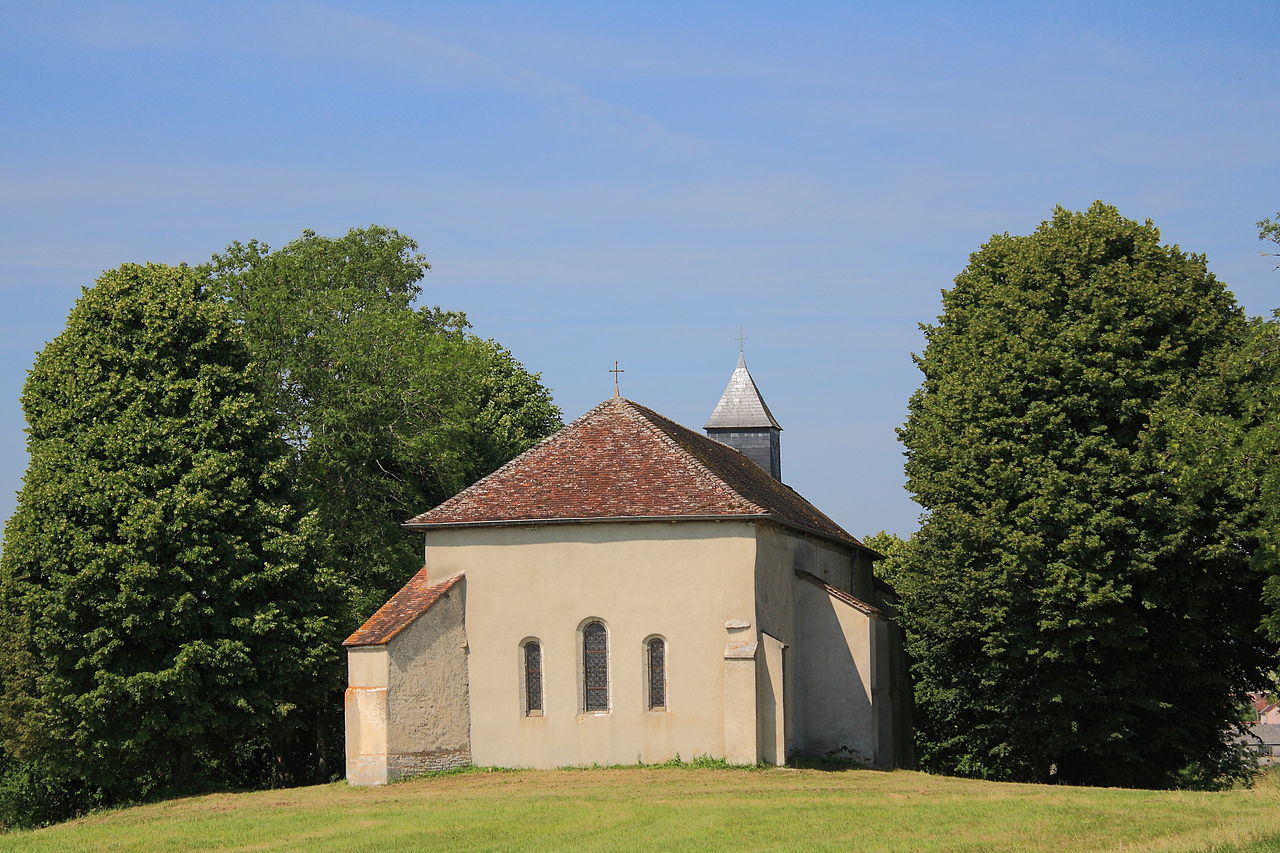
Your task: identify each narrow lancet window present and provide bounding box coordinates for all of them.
[524,641,543,715]
[583,621,609,711]
[647,637,667,710]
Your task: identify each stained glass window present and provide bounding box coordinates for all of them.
[524,641,542,714]
[647,637,666,710]
[583,621,609,711]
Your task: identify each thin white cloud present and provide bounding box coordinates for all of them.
[279,1,697,152]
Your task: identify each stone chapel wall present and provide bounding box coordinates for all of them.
[384,579,472,777]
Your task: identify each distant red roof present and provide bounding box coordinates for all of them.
[405,397,865,550]
[344,571,462,647]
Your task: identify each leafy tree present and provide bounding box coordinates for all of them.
[203,227,561,623]
[862,530,910,588]
[0,264,336,817]
[1179,318,1280,640]
[1228,217,1280,648]
[897,202,1270,788]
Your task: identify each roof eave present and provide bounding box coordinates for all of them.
[403,513,775,532]
[752,515,869,554]
[703,420,783,431]
[404,512,867,552]
[343,573,463,648]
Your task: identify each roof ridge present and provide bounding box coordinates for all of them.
[617,399,766,514]
[627,398,863,548]
[402,396,864,550]
[404,400,611,526]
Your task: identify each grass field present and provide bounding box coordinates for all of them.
[5,764,1280,852]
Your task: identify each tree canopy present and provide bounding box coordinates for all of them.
[0,263,335,809]
[0,228,562,824]
[203,227,561,622]
[897,202,1270,788]
[1243,218,1280,647]
[862,530,910,589]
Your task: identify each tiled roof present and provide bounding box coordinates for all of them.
[705,353,782,429]
[343,571,462,647]
[796,570,881,616]
[405,397,864,550]
[1244,723,1280,744]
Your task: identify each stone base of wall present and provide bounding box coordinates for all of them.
[387,748,472,781]
[347,754,389,786]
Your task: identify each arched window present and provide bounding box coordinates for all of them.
[582,620,609,712]
[646,637,667,710]
[523,640,543,715]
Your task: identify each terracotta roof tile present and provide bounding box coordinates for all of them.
[632,400,860,547]
[405,397,865,550]
[796,569,881,616]
[343,571,462,647]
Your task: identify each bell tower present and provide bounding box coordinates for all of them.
[704,352,782,480]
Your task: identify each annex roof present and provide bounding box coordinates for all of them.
[343,571,461,647]
[796,569,881,616]
[704,353,782,430]
[405,396,864,550]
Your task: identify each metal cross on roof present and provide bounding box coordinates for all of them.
[610,360,625,398]
[736,326,749,353]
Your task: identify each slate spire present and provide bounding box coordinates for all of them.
[704,353,783,480]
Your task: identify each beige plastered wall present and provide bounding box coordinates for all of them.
[752,523,899,768]
[424,520,759,769]
[792,577,878,764]
[345,581,470,785]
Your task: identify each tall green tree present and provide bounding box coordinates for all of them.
[1244,217,1280,645]
[897,202,1270,788]
[0,264,335,810]
[203,227,561,621]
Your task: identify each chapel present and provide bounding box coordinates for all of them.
[343,355,912,784]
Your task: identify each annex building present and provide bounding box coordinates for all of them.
[343,355,911,784]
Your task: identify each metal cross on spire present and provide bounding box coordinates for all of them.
[609,360,625,398]
[736,326,749,353]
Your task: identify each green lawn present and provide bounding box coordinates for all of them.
[5,766,1280,852]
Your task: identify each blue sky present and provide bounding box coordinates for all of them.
[2,1,1277,538]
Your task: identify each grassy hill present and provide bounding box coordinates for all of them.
[5,764,1280,852]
